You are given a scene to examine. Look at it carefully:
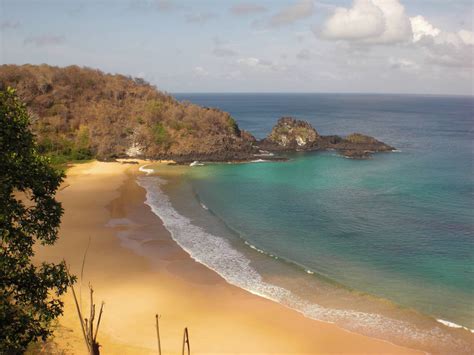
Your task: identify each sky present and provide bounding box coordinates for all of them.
[0,0,473,95]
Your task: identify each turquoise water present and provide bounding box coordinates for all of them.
[187,152,473,325]
[141,94,473,353]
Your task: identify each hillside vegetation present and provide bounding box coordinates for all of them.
[0,64,255,163]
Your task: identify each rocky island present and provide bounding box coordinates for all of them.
[259,117,394,159]
[0,64,394,163]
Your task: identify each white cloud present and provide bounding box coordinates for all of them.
[422,32,474,68]
[321,0,385,40]
[389,57,419,71]
[319,0,473,68]
[237,57,261,67]
[269,0,314,27]
[321,0,412,44]
[236,57,289,72]
[408,16,473,68]
[458,30,474,46]
[410,16,441,42]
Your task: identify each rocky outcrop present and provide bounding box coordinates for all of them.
[330,133,394,159]
[257,118,394,159]
[261,117,319,150]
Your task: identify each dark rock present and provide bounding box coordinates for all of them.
[256,118,395,160]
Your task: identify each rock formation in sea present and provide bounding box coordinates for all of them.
[262,117,320,150]
[260,118,394,159]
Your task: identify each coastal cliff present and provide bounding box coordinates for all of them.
[0,64,394,162]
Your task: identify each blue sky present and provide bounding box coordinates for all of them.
[1,0,473,94]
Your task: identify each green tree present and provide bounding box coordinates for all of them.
[152,122,170,146]
[0,87,74,353]
[72,125,92,160]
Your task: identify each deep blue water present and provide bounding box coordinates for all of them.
[147,93,473,352]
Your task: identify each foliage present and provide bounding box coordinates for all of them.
[73,125,93,160]
[227,116,240,135]
[152,122,170,146]
[36,127,92,166]
[0,87,75,353]
[146,100,163,119]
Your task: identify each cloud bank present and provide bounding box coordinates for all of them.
[319,0,473,67]
[321,0,412,43]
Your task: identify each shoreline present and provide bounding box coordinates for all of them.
[34,160,421,354]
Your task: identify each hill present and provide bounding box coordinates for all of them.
[0,64,255,163]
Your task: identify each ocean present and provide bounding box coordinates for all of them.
[138,93,473,354]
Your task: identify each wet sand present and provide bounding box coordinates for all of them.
[34,161,421,354]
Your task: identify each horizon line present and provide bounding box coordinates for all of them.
[170,91,474,98]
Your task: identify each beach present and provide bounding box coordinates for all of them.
[34,160,421,354]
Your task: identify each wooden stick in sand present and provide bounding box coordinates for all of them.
[67,258,103,354]
[182,327,190,355]
[155,314,162,355]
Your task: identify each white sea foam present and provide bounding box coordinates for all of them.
[250,159,269,163]
[244,240,266,254]
[255,150,274,157]
[139,164,154,175]
[437,319,474,333]
[200,202,209,210]
[137,175,472,354]
[190,161,204,166]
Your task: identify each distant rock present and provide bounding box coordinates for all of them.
[260,117,320,150]
[333,133,394,159]
[258,118,394,159]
